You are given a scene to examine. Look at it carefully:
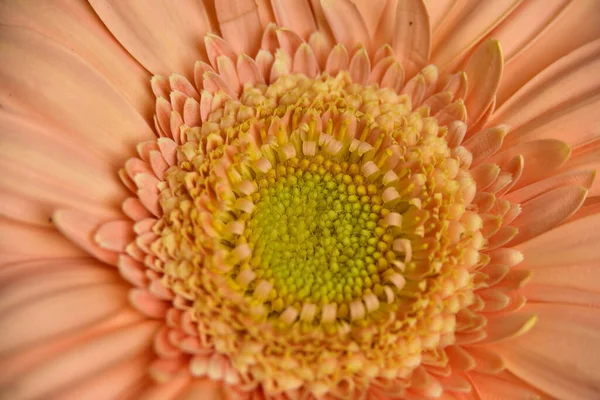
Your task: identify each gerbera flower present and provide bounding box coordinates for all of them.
[1,0,599,398]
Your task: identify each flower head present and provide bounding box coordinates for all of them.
[1,1,600,399]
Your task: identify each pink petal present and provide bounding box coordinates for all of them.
[463,40,503,127]
[215,0,263,56]
[237,54,266,86]
[271,0,317,40]
[476,312,537,344]
[89,0,211,77]
[493,303,600,400]
[507,185,587,246]
[176,378,224,400]
[137,374,191,400]
[391,0,431,78]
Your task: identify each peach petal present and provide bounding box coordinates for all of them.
[94,220,135,252]
[520,284,600,309]
[431,0,520,72]
[325,44,350,75]
[293,43,320,77]
[52,209,119,266]
[463,40,503,127]
[118,255,149,288]
[271,0,317,40]
[322,0,369,50]
[463,125,508,166]
[467,371,542,400]
[89,0,210,77]
[237,54,266,86]
[489,139,571,190]
[494,304,600,400]
[151,75,171,99]
[487,0,572,63]
[169,74,200,101]
[349,47,371,84]
[0,0,153,116]
[129,289,170,318]
[496,39,600,145]
[308,31,332,68]
[435,100,467,126]
[178,378,224,400]
[488,248,523,267]
[477,312,537,345]
[215,0,263,56]
[0,261,119,316]
[276,28,305,56]
[498,0,600,105]
[486,226,519,250]
[470,164,501,191]
[508,185,587,246]
[137,374,191,400]
[506,169,596,204]
[369,56,396,84]
[0,282,128,355]
[391,0,431,78]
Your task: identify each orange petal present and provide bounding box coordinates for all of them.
[463,40,503,127]
[391,0,431,78]
[507,185,587,246]
[494,303,600,400]
[88,0,211,77]
[177,378,224,400]
[215,0,263,56]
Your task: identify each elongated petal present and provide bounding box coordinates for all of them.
[508,185,587,246]
[272,0,317,40]
[88,0,212,77]
[494,304,600,400]
[215,0,263,56]
[493,39,600,148]
[392,0,431,78]
[463,40,503,127]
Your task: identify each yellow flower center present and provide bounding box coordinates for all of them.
[153,72,482,393]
